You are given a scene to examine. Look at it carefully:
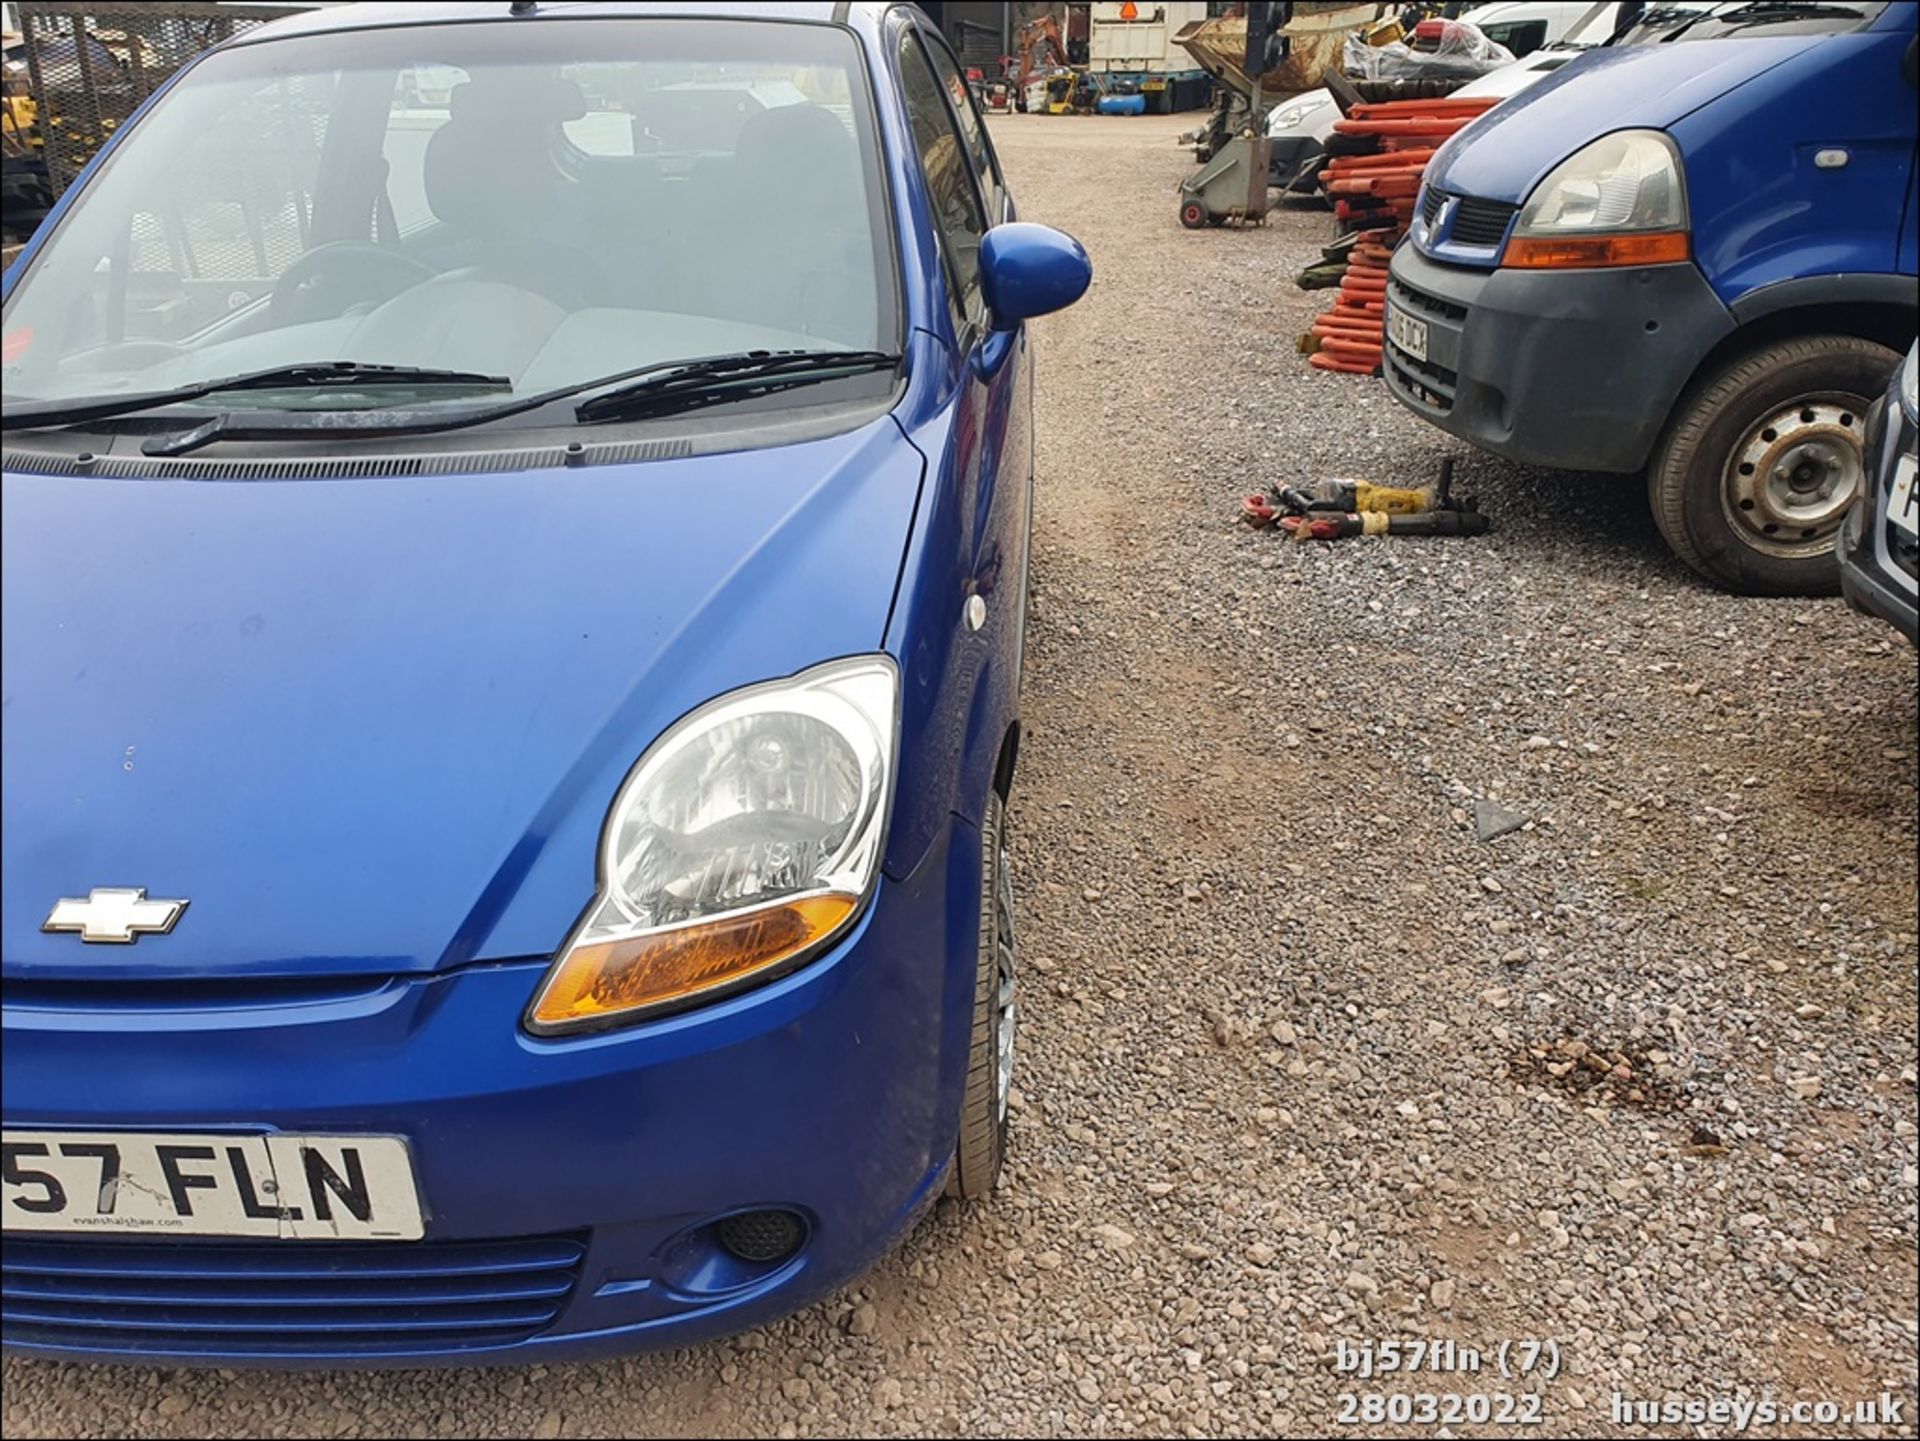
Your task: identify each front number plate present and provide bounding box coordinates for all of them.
[2,1130,424,1240]
[1890,454,1918,541]
[1386,303,1428,363]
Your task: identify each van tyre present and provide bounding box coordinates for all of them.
[948,791,1015,1199]
[1648,335,1898,596]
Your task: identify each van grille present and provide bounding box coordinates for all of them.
[1421,188,1517,250]
[1449,196,1518,248]
[1388,276,1466,325]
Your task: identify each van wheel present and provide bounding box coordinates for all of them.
[1648,336,1898,595]
[947,791,1015,1199]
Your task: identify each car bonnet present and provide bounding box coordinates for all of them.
[0,417,922,982]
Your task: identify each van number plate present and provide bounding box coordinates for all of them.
[1891,455,1918,541]
[1386,304,1428,363]
[2,1130,424,1240]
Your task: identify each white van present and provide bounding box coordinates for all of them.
[1268,4,1622,191]
[1455,0,1618,58]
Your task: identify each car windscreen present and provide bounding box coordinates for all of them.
[1618,1,1890,44]
[0,18,896,411]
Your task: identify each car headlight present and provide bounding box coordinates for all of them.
[1504,129,1689,269]
[1269,95,1330,132]
[1899,343,1918,423]
[526,655,898,1034]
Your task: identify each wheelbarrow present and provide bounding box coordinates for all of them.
[1177,128,1273,228]
[1174,1,1375,228]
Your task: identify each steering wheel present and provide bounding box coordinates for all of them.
[269,242,438,326]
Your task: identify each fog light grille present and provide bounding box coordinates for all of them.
[715,1210,804,1264]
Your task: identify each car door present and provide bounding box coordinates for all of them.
[893,19,1030,823]
[914,20,1029,672]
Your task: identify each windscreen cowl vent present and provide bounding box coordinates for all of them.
[2,437,695,481]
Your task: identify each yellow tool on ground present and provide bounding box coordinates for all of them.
[1245,458,1483,529]
[1312,477,1438,515]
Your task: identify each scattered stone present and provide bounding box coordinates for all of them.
[1473,800,1528,842]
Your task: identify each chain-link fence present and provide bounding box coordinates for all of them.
[4,3,307,243]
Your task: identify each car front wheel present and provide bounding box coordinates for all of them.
[947,790,1015,1199]
[1648,335,1899,595]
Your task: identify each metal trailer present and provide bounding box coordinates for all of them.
[1086,1,1213,114]
[1175,1,1382,228]
[8,1,305,217]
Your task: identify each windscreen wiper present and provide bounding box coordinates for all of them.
[573,350,901,423]
[1715,2,1869,23]
[1644,0,1863,42]
[0,362,513,431]
[137,349,903,459]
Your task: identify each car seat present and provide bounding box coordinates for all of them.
[418,71,608,311]
[720,104,878,347]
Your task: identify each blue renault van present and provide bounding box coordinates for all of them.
[0,2,1088,1365]
[1385,0,1918,595]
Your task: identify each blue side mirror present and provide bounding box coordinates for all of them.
[974,223,1092,380]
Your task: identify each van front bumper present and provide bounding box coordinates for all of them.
[1,816,980,1368]
[1383,244,1736,474]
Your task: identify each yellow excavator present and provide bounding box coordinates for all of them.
[1014,14,1087,116]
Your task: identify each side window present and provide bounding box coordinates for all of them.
[920,32,1006,223]
[1480,19,1548,57]
[899,30,987,331]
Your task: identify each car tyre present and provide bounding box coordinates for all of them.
[1648,335,1898,596]
[947,790,1015,1199]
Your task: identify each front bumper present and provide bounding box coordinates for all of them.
[1382,243,1736,474]
[1268,135,1326,193]
[1,815,981,1367]
[1839,393,1920,643]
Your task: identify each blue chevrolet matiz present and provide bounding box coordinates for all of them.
[0,1,1088,1365]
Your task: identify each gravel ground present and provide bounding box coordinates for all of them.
[7,112,1917,1441]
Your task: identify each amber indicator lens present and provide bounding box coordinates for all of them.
[1503,231,1690,269]
[531,892,858,1028]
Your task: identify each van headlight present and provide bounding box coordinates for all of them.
[526,656,898,1034]
[1269,94,1331,132]
[1504,129,1690,269]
